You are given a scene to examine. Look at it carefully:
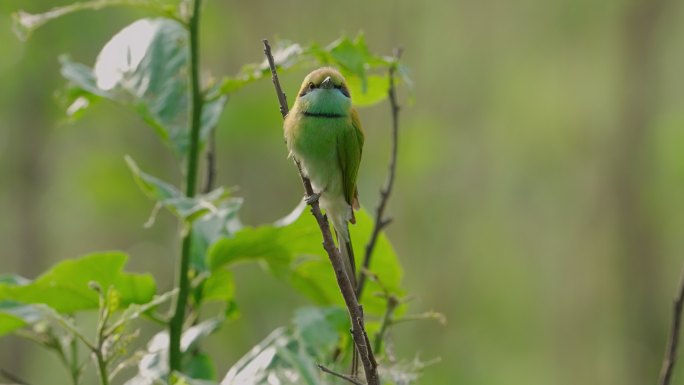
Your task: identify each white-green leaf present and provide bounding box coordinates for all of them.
[59,18,227,157]
[220,328,320,385]
[126,156,234,223]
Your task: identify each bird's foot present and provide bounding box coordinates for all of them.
[304,192,321,205]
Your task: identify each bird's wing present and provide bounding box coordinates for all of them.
[337,109,365,211]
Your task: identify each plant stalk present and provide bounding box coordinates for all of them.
[94,350,109,385]
[169,0,204,373]
[70,338,78,385]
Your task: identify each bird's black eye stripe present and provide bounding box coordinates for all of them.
[298,80,351,99]
[336,84,351,98]
[299,82,317,97]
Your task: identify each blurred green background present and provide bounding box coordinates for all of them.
[2,0,684,384]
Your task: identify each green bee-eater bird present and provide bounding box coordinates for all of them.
[284,67,365,292]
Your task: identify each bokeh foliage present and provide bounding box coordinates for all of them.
[2,0,684,384]
[1,1,415,384]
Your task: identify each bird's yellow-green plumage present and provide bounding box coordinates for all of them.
[284,67,364,288]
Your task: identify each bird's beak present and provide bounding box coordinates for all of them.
[320,76,333,89]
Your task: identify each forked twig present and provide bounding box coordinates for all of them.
[317,364,365,385]
[262,39,380,385]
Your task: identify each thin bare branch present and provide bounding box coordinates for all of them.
[0,368,32,385]
[263,40,289,119]
[659,266,684,385]
[317,364,364,385]
[262,39,380,385]
[203,128,217,193]
[392,310,447,326]
[375,295,400,353]
[357,48,404,298]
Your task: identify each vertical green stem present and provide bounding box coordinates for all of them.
[94,350,109,385]
[169,0,204,373]
[70,337,80,385]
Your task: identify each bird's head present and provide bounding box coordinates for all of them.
[294,67,352,117]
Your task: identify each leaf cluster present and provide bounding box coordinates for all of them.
[1,2,432,385]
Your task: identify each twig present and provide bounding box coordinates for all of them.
[94,293,111,385]
[262,39,380,385]
[263,41,289,119]
[392,311,447,326]
[68,337,81,385]
[359,267,400,353]
[203,128,217,193]
[317,364,364,385]
[374,295,399,353]
[356,48,403,298]
[0,368,32,385]
[659,266,684,385]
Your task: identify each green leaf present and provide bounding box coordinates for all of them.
[126,155,180,200]
[219,41,308,94]
[326,34,371,90]
[59,18,227,157]
[190,198,243,272]
[200,269,234,303]
[126,155,233,223]
[171,372,218,385]
[0,302,91,342]
[347,74,389,107]
[217,34,411,110]
[288,205,403,313]
[0,252,155,314]
[184,352,216,381]
[292,306,349,360]
[106,290,177,335]
[208,203,403,317]
[0,302,32,336]
[60,57,113,98]
[13,1,183,42]
[0,312,25,336]
[206,226,291,271]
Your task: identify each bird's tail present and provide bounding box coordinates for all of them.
[337,224,357,292]
[332,217,360,378]
[334,221,357,292]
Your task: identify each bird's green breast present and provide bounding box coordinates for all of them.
[287,114,352,193]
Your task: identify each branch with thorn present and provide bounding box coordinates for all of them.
[317,364,365,385]
[356,48,404,299]
[659,266,684,385]
[262,39,380,385]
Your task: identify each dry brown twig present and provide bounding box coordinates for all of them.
[317,364,365,385]
[262,39,380,385]
[659,266,684,385]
